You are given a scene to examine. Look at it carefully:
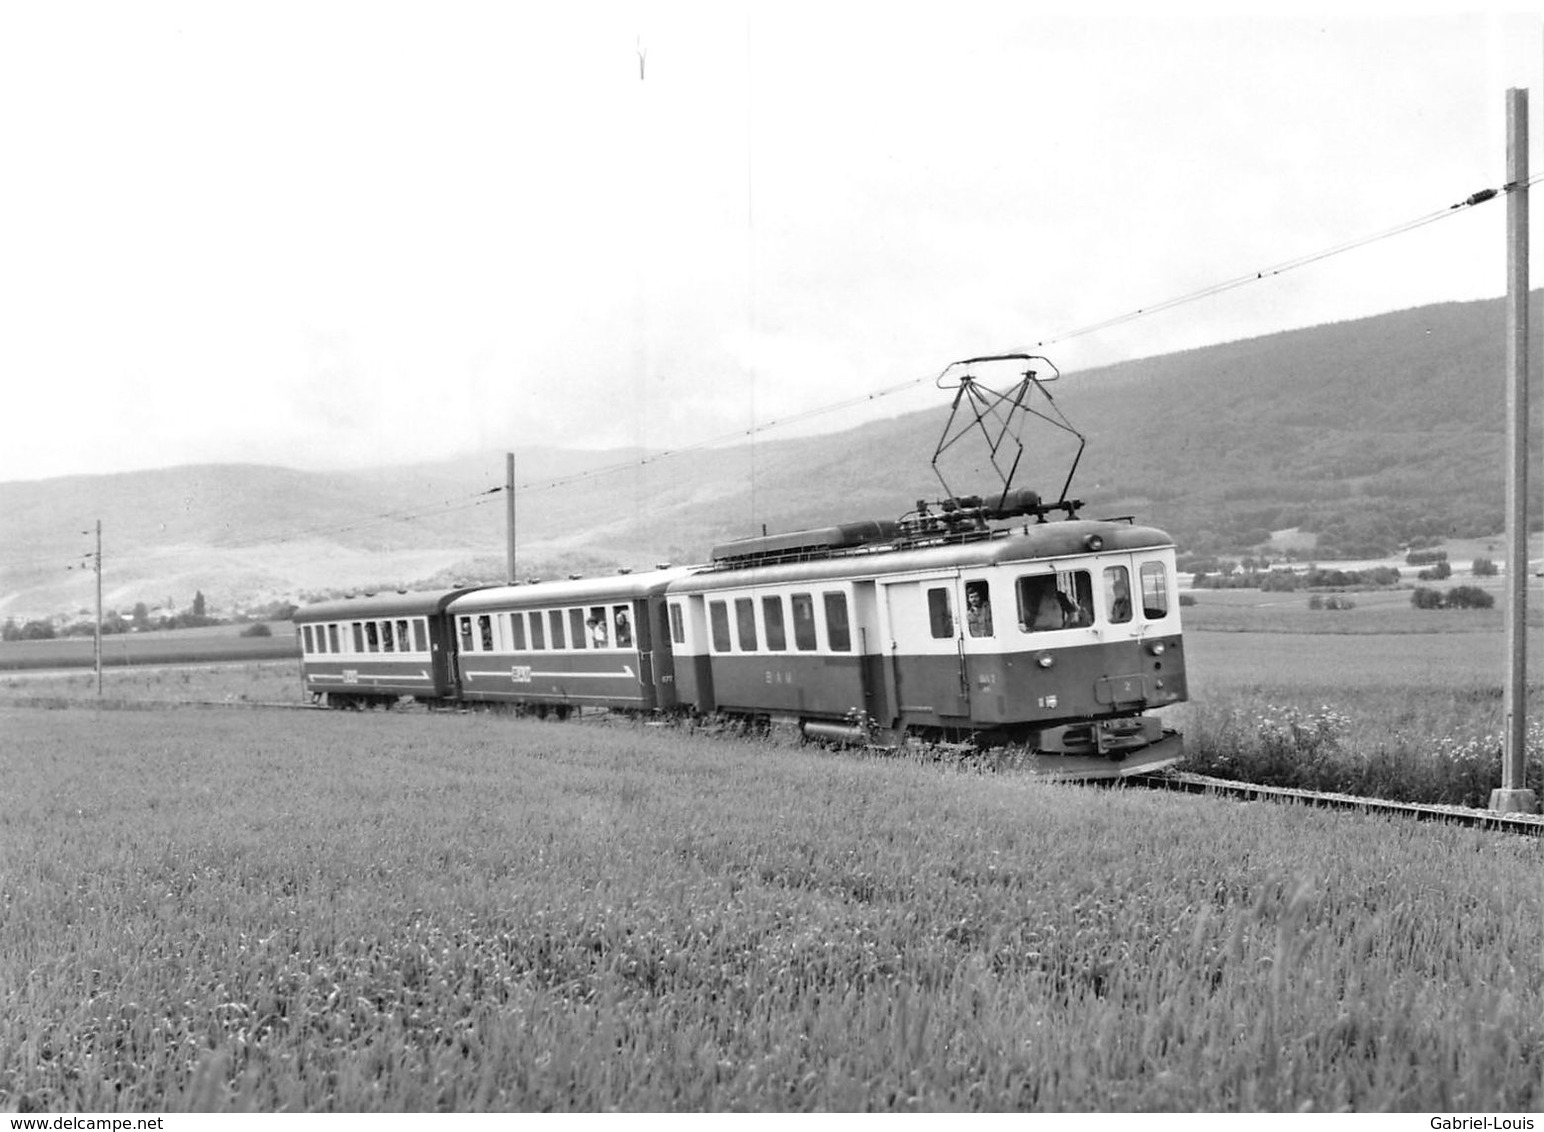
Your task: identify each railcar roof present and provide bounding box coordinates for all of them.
[448,566,699,613]
[669,521,1174,592]
[294,587,486,623]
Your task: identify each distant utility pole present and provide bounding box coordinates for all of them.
[505,452,517,583]
[90,520,102,698]
[1492,87,1537,814]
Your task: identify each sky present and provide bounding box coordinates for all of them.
[1,2,1540,483]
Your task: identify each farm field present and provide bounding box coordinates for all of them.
[0,623,297,671]
[2,707,1541,1112]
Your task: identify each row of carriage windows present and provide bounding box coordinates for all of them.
[698,591,853,654]
[457,604,635,653]
[941,563,1170,639]
[300,617,429,655]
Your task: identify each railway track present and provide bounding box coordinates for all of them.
[1127,769,1544,837]
[8,693,1541,835]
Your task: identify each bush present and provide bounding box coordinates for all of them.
[1445,585,1495,610]
[1472,558,1498,577]
[1406,548,1449,565]
[240,622,274,638]
[1417,561,1453,581]
[1178,593,1197,607]
[1412,587,1445,610]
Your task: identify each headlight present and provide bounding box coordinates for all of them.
[1149,641,1166,655]
[1036,653,1054,669]
[1084,534,1105,552]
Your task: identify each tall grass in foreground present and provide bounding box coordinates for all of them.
[2,708,1540,1112]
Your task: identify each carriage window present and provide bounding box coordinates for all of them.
[791,593,817,651]
[1016,571,1093,632]
[709,601,732,653]
[478,615,494,650]
[927,587,954,638]
[586,606,608,648]
[328,624,340,653]
[735,598,758,651]
[509,613,527,650]
[412,619,427,652]
[303,625,315,653]
[568,609,587,650]
[354,622,366,653]
[397,620,411,652]
[529,611,546,650]
[1140,562,1170,619]
[668,602,685,645]
[964,581,993,638]
[549,610,566,650]
[457,617,472,652]
[823,592,851,652]
[613,605,633,647]
[365,621,380,653]
[381,621,395,652]
[762,596,787,651]
[1105,566,1133,624]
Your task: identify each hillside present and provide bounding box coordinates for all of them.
[2,293,1540,621]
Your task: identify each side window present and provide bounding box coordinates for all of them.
[397,620,411,652]
[328,624,340,653]
[668,602,685,645]
[1017,571,1094,632]
[302,625,314,653]
[613,605,633,647]
[569,609,587,650]
[353,622,366,653]
[586,606,608,648]
[509,613,527,650]
[762,595,787,651]
[381,621,395,652]
[823,592,851,652]
[1140,561,1170,619]
[927,587,954,638]
[734,597,758,651]
[964,580,993,638]
[709,600,732,653]
[791,594,817,651]
[1105,566,1133,624]
[548,610,566,650]
[412,619,427,652]
[458,616,473,652]
[365,622,380,653]
[478,615,494,651]
[529,611,546,650]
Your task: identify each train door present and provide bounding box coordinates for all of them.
[645,596,678,709]
[878,575,968,726]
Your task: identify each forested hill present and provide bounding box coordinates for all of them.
[2,292,1540,618]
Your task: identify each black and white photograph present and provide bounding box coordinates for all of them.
[2,1,1541,1117]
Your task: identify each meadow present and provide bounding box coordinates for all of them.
[1,707,1540,1112]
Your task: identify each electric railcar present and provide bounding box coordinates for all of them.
[293,513,1188,777]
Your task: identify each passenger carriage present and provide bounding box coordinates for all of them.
[444,569,693,715]
[293,588,477,708]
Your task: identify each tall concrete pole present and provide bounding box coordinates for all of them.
[1491,88,1537,814]
[94,519,102,698]
[505,452,517,584]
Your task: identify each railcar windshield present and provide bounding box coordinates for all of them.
[1140,561,1170,619]
[1104,566,1133,624]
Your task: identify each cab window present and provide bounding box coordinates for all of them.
[1017,570,1093,632]
[1104,566,1133,624]
[668,602,685,645]
[1140,561,1170,619]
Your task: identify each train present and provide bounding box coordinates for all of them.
[291,355,1190,778]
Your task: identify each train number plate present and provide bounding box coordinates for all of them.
[342,669,359,685]
[510,665,532,683]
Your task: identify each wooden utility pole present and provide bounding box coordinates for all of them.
[505,452,517,583]
[1492,88,1537,814]
[93,520,102,698]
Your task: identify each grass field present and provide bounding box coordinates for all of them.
[2,707,1540,1112]
[0,624,297,671]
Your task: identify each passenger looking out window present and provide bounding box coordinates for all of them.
[1105,566,1133,624]
[965,581,993,637]
[614,606,633,647]
[478,615,494,650]
[587,607,608,647]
